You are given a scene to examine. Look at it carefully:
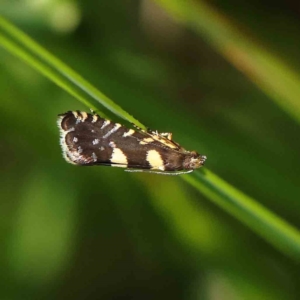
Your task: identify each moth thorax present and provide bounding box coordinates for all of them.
[183,151,207,170]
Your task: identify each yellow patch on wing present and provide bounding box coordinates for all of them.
[72,111,79,118]
[80,111,88,121]
[146,150,165,170]
[139,137,155,145]
[110,148,128,165]
[151,135,178,149]
[92,114,98,123]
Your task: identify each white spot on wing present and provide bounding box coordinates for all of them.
[101,120,110,129]
[110,148,128,165]
[92,139,99,145]
[103,123,121,139]
[109,141,116,148]
[92,152,97,162]
[74,111,83,124]
[146,150,165,170]
[123,129,135,137]
[73,137,78,143]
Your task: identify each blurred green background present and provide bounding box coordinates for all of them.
[1,0,300,299]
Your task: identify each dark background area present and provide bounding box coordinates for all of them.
[1,0,300,299]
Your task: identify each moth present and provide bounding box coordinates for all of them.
[57,111,207,175]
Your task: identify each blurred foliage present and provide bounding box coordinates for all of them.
[1,0,300,299]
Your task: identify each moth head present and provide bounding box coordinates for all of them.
[183,151,207,170]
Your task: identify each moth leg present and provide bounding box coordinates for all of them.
[146,127,156,134]
[109,164,128,168]
[90,108,103,116]
[159,132,172,140]
[146,128,172,140]
[125,169,193,175]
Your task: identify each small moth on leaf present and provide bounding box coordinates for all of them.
[57,111,207,175]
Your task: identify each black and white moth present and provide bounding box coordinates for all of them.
[57,111,207,175]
